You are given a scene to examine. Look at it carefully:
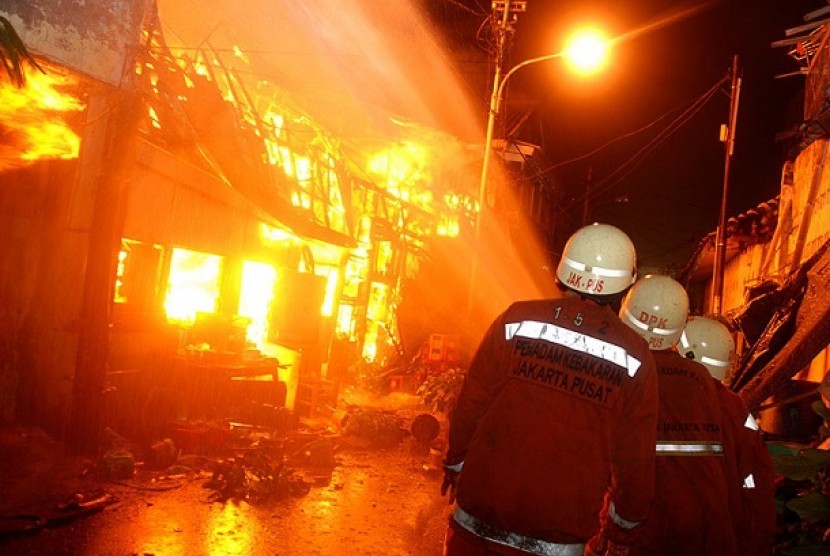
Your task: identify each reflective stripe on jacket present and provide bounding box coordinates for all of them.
[630,350,738,556]
[452,507,585,556]
[655,440,724,456]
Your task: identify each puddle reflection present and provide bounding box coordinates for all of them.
[205,501,257,555]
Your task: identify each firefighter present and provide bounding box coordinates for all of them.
[616,275,739,556]
[441,223,658,556]
[680,316,776,556]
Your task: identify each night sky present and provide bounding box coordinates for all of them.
[425,0,812,271]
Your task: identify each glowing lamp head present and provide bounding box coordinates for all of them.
[562,28,610,76]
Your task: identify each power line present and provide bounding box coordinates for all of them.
[443,0,488,17]
[567,75,727,208]
[533,108,678,178]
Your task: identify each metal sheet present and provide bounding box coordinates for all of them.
[733,240,830,410]
[1,0,151,86]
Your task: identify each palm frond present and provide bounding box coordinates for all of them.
[0,15,44,87]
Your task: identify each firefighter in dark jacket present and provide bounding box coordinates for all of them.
[680,316,776,556]
[441,223,658,556]
[616,275,738,555]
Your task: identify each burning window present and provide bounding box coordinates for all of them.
[336,303,356,341]
[164,247,223,324]
[439,197,470,237]
[114,239,164,309]
[342,256,367,299]
[373,240,396,278]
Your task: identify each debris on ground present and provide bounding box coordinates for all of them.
[341,408,406,448]
[203,435,312,503]
[0,397,452,554]
[0,489,117,541]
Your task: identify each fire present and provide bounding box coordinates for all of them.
[164,248,223,324]
[238,261,278,347]
[0,67,83,171]
[367,142,434,210]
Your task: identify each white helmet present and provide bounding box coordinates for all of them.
[556,223,637,296]
[619,274,689,350]
[680,316,735,381]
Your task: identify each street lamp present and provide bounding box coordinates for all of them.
[467,27,610,313]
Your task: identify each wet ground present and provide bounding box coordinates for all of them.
[0,398,451,555]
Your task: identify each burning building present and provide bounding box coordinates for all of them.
[0,1,490,450]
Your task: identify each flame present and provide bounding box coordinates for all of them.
[367,142,432,207]
[317,265,339,317]
[260,223,297,243]
[164,248,223,324]
[0,68,83,171]
[336,303,355,338]
[238,261,278,347]
[362,282,389,361]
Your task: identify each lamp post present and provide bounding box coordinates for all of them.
[476,50,564,239]
[466,25,609,314]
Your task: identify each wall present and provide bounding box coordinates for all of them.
[715,140,830,383]
[1,0,150,86]
[0,159,83,431]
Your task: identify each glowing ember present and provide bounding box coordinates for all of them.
[0,68,83,171]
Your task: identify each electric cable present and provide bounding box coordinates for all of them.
[566,75,727,208]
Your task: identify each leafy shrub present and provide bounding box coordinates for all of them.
[417,367,466,418]
[772,400,830,554]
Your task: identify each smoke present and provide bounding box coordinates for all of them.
[157,0,482,146]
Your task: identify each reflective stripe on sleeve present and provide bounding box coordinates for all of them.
[444,461,464,473]
[655,441,724,456]
[505,320,642,377]
[743,473,756,489]
[609,502,641,530]
[453,507,585,556]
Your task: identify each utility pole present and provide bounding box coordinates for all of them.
[711,55,741,316]
[466,0,526,315]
